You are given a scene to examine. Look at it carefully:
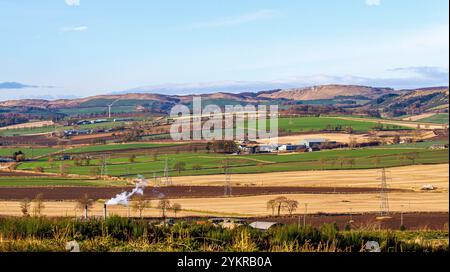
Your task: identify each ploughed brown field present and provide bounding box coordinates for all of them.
[0,186,408,201]
[246,212,449,230]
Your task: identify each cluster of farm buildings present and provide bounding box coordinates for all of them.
[239,138,337,154]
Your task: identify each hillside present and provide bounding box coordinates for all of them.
[256,85,399,100]
[367,87,449,117]
[0,85,447,119]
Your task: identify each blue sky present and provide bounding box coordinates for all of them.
[0,0,448,100]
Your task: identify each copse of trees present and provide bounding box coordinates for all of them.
[13,151,26,162]
[206,140,238,154]
[266,197,299,217]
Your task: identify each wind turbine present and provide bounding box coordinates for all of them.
[108,99,120,119]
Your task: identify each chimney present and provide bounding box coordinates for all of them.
[103,204,107,219]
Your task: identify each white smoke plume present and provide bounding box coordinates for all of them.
[106,175,148,206]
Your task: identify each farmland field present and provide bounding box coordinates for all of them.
[418,113,449,124]
[16,148,449,177]
[0,176,126,187]
[0,147,58,158]
[244,117,410,133]
[0,119,141,137]
[65,142,181,154]
[0,125,58,136]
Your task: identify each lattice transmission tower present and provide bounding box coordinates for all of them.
[162,158,172,186]
[378,168,390,217]
[224,168,232,197]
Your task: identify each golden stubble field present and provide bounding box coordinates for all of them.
[0,164,447,218]
[0,191,447,217]
[170,164,449,191]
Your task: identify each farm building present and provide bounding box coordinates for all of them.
[249,221,283,231]
[64,129,93,136]
[257,145,279,153]
[278,144,307,152]
[0,157,15,163]
[299,138,327,148]
[429,144,448,150]
[75,120,92,125]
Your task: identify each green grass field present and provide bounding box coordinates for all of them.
[0,147,58,158]
[17,148,449,178]
[243,117,410,133]
[65,143,181,154]
[418,114,449,124]
[0,177,127,187]
[0,125,58,136]
[0,119,142,137]
[373,140,449,149]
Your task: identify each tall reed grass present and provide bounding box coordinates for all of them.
[0,217,447,252]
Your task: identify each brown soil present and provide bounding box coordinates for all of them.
[247,212,449,231]
[0,171,50,177]
[0,186,407,201]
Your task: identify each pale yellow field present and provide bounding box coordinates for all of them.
[0,190,447,217]
[259,133,370,145]
[333,116,445,130]
[170,164,449,191]
[0,164,447,218]
[0,121,54,131]
[402,113,436,122]
[258,130,436,145]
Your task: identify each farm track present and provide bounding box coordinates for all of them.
[0,186,408,201]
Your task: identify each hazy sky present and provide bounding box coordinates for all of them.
[0,0,448,100]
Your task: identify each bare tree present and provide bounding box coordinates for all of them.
[32,193,45,217]
[90,166,101,177]
[76,194,95,219]
[129,154,137,163]
[266,199,276,216]
[60,163,70,176]
[338,157,346,169]
[157,199,171,219]
[373,157,381,168]
[173,161,186,175]
[285,200,299,216]
[348,137,358,149]
[319,158,327,170]
[132,195,150,219]
[171,203,182,217]
[406,153,419,165]
[273,196,288,217]
[20,198,31,217]
[347,158,356,168]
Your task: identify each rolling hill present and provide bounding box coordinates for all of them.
[0,85,447,119]
[366,86,449,117]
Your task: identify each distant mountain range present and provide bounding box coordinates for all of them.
[0,84,448,117]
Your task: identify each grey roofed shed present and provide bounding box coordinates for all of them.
[249,221,283,230]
